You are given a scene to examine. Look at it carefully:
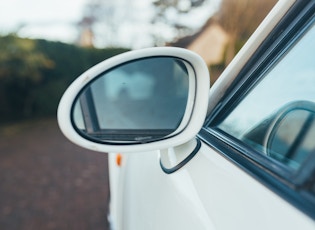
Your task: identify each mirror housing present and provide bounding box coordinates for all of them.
[58,47,209,153]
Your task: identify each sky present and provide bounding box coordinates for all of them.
[0,0,219,48]
[0,0,88,43]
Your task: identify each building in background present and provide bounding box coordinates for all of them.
[172,18,229,82]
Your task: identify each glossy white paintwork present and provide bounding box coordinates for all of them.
[160,138,197,170]
[107,1,315,229]
[109,143,315,230]
[57,47,209,153]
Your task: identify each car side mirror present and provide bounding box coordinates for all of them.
[266,101,315,170]
[58,47,209,153]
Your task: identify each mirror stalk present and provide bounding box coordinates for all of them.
[159,138,201,174]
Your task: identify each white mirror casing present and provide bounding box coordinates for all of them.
[57,47,210,153]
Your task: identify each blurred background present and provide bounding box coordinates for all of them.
[0,0,276,229]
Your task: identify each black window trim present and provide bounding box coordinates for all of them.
[200,1,315,220]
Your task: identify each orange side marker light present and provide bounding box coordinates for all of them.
[116,153,122,166]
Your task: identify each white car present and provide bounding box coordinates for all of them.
[58,0,315,229]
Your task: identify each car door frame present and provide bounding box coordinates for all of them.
[199,0,315,220]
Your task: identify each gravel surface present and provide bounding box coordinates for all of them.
[0,119,110,230]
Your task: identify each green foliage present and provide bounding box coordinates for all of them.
[0,35,54,83]
[0,35,129,122]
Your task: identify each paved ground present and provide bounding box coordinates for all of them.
[0,118,110,230]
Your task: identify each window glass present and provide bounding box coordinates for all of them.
[217,22,315,171]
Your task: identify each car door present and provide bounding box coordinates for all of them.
[111,1,315,229]
[198,0,315,228]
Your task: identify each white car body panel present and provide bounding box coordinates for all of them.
[107,1,315,229]
[109,143,314,230]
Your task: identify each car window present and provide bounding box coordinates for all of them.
[216,21,315,172]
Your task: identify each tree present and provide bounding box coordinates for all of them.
[78,0,214,47]
[151,0,210,45]
[0,35,54,118]
[216,0,277,65]
[78,0,134,47]
[0,34,129,122]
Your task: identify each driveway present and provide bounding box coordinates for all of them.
[0,119,109,230]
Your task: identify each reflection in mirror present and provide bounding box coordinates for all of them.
[267,107,315,171]
[72,57,192,143]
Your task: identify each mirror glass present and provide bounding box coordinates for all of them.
[72,57,192,143]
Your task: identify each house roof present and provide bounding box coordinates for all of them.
[171,18,229,66]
